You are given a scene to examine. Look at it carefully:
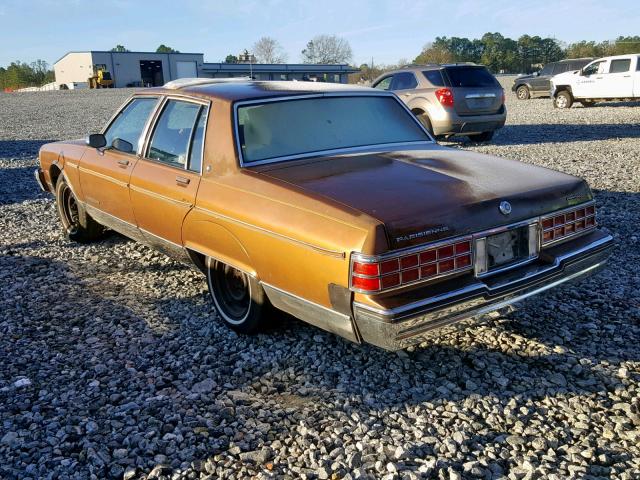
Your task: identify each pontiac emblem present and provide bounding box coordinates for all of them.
[499,201,512,215]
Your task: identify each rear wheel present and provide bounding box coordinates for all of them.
[206,258,267,334]
[55,176,104,243]
[516,85,530,100]
[415,112,435,137]
[554,91,573,109]
[467,131,494,143]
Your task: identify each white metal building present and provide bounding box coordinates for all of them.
[54,51,204,88]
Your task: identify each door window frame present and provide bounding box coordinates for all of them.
[139,95,211,175]
[608,58,632,74]
[101,95,161,156]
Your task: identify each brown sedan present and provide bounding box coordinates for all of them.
[35,79,613,350]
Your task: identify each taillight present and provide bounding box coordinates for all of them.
[350,238,473,293]
[435,88,454,107]
[541,203,596,245]
[501,89,506,104]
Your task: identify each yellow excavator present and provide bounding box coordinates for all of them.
[88,65,114,88]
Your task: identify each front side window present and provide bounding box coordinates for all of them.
[237,95,430,164]
[104,97,157,152]
[147,100,203,169]
[583,61,604,76]
[373,76,392,90]
[609,59,631,74]
[539,64,554,76]
[391,72,418,90]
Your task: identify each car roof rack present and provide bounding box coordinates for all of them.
[163,77,252,89]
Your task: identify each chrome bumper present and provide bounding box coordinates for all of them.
[353,231,613,350]
[34,168,49,192]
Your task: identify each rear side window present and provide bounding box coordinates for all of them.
[104,98,157,152]
[444,67,499,88]
[422,70,445,86]
[147,100,203,169]
[610,59,631,73]
[390,72,418,90]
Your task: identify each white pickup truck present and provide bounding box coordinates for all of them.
[551,54,640,108]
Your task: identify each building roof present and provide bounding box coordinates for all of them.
[147,80,376,102]
[201,62,359,74]
[54,50,203,65]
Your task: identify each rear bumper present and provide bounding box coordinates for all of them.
[34,168,49,192]
[353,230,613,350]
[431,110,506,136]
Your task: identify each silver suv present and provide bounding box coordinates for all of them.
[372,64,506,142]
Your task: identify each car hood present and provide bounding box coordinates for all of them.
[254,145,592,250]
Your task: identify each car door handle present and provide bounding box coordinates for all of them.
[623,75,631,78]
[595,76,603,79]
[117,159,129,167]
[176,176,190,186]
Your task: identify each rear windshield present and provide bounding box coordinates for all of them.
[445,67,499,88]
[237,96,429,164]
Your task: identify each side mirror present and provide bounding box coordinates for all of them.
[86,133,106,149]
[112,138,134,154]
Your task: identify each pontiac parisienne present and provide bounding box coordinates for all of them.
[35,79,613,350]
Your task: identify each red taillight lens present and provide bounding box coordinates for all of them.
[435,88,454,107]
[350,239,473,293]
[541,203,596,246]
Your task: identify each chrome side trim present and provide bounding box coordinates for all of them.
[129,184,193,207]
[192,205,346,258]
[78,166,129,188]
[233,92,435,168]
[138,227,191,263]
[84,203,146,244]
[261,283,360,343]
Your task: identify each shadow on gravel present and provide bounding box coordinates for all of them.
[1,189,638,478]
[0,139,55,158]
[493,123,640,145]
[0,165,46,205]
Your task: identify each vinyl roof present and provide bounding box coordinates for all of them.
[147,80,378,102]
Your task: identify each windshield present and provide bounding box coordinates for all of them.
[237,95,430,164]
[445,66,499,88]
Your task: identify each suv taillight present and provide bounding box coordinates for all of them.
[350,238,473,294]
[435,88,454,107]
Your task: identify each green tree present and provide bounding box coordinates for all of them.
[110,45,129,52]
[224,54,238,63]
[613,36,640,54]
[156,44,179,53]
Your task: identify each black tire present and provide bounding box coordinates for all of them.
[415,112,435,138]
[55,176,104,243]
[516,85,530,100]
[467,131,494,143]
[206,258,267,334]
[554,91,573,109]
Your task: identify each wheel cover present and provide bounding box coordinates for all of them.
[557,95,568,108]
[517,87,528,99]
[208,260,251,324]
[60,184,80,234]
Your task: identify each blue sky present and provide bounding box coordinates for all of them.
[1,0,638,68]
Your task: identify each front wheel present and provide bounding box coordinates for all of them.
[206,258,268,334]
[55,176,104,243]
[516,85,530,100]
[554,91,573,109]
[467,131,494,143]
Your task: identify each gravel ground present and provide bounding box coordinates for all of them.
[0,81,639,480]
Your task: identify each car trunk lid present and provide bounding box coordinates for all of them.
[254,145,591,250]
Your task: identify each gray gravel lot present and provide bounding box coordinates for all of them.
[0,81,639,480]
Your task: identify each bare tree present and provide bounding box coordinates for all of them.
[301,35,353,64]
[253,37,288,64]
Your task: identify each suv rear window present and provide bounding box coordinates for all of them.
[422,70,445,86]
[444,66,499,88]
